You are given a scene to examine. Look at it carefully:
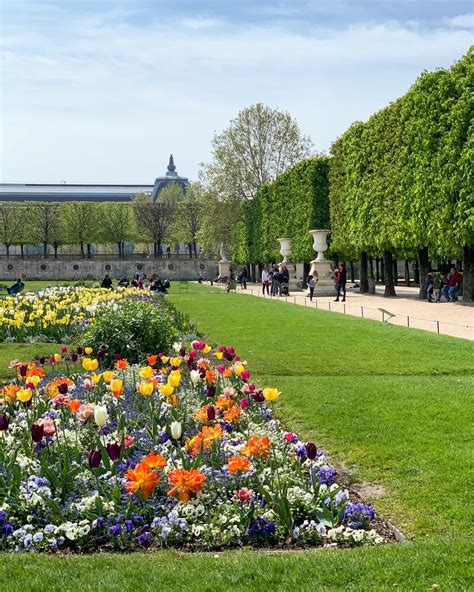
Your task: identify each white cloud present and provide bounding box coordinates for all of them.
[1,7,472,184]
[444,13,474,28]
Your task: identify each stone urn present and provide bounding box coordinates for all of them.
[277,238,292,265]
[309,229,336,296]
[310,229,330,262]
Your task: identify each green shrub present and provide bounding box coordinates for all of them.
[81,299,179,367]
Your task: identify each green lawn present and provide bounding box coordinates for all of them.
[1,282,473,591]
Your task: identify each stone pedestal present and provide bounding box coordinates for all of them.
[309,229,336,296]
[218,260,231,279]
[310,260,336,296]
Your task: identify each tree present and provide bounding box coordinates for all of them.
[173,182,204,257]
[132,190,178,258]
[30,202,62,259]
[0,203,24,258]
[203,103,312,201]
[63,202,100,258]
[98,203,133,258]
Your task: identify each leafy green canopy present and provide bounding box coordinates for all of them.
[329,48,473,259]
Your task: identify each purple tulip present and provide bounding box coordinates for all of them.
[97,348,105,359]
[207,406,216,421]
[305,442,317,460]
[71,352,78,362]
[76,346,84,355]
[39,357,46,365]
[18,364,28,378]
[0,414,9,431]
[88,450,102,468]
[252,390,265,403]
[206,385,216,398]
[106,443,121,462]
[31,423,44,443]
[58,383,68,395]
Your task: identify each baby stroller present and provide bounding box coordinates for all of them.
[280,282,289,296]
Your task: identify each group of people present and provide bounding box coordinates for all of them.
[261,265,290,296]
[424,267,463,303]
[101,273,170,293]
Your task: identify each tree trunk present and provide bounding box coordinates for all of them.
[414,260,420,284]
[53,242,59,259]
[376,258,380,282]
[20,244,24,259]
[43,242,48,259]
[384,250,396,297]
[87,243,92,259]
[393,259,398,285]
[418,247,430,299]
[360,252,369,293]
[5,244,10,259]
[193,240,197,258]
[369,256,374,279]
[349,261,355,283]
[404,259,411,286]
[333,253,339,268]
[462,245,474,304]
[80,241,85,259]
[117,242,122,259]
[380,259,385,283]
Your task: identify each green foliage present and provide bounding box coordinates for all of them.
[329,48,474,260]
[81,298,179,367]
[234,157,330,263]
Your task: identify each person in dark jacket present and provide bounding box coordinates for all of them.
[240,267,248,289]
[334,263,347,302]
[425,272,434,302]
[101,274,113,289]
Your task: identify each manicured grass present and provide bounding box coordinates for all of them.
[0,343,60,382]
[0,279,95,293]
[1,282,472,591]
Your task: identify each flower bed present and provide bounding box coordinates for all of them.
[0,287,151,343]
[0,342,383,551]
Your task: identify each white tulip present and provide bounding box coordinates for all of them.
[190,370,200,385]
[93,405,108,427]
[170,421,182,440]
[172,342,182,352]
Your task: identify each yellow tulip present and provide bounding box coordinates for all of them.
[91,373,102,384]
[234,363,245,376]
[168,370,181,388]
[139,366,154,380]
[203,345,211,354]
[161,356,169,364]
[215,352,223,360]
[54,353,62,363]
[159,383,174,398]
[263,387,280,401]
[138,382,154,397]
[83,358,99,372]
[17,388,33,403]
[110,378,123,397]
[102,371,114,383]
[169,357,182,367]
[84,347,93,355]
[27,375,40,387]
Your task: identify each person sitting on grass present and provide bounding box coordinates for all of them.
[101,274,113,289]
[118,276,129,288]
[0,278,25,295]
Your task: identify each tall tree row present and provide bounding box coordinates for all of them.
[329,48,473,301]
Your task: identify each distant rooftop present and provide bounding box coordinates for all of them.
[0,155,189,203]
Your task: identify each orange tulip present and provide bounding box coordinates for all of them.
[242,435,271,459]
[147,355,159,366]
[68,399,81,413]
[125,463,160,499]
[167,468,206,502]
[141,451,167,470]
[227,455,252,474]
[115,359,128,370]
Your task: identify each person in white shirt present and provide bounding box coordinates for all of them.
[261,268,270,295]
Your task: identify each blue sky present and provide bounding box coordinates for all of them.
[1,0,472,184]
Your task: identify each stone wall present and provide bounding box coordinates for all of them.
[0,259,219,281]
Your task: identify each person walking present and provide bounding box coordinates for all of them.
[335,263,347,302]
[425,272,434,302]
[261,268,270,295]
[307,275,316,301]
[241,267,248,289]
